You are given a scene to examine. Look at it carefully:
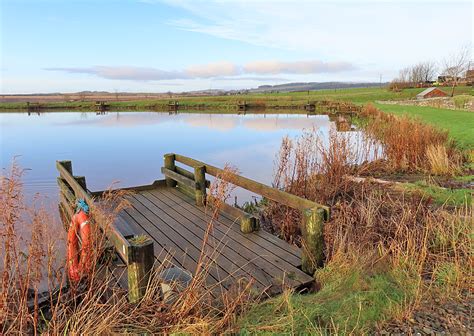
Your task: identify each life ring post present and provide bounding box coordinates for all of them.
[127,235,154,303]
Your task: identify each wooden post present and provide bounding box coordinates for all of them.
[58,160,73,175]
[57,161,74,223]
[194,165,206,206]
[240,215,258,234]
[74,176,87,191]
[164,154,177,187]
[301,207,325,275]
[127,236,154,303]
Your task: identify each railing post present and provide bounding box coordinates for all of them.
[127,236,154,303]
[194,165,206,206]
[74,176,87,191]
[301,207,325,275]
[240,215,258,233]
[58,160,73,175]
[164,153,177,187]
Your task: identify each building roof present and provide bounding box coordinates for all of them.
[416,87,444,98]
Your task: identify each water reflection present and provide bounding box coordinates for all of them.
[0,111,349,207]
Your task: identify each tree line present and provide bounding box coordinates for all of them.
[391,46,472,96]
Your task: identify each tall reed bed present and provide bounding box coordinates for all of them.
[266,124,471,300]
[360,103,462,174]
[1,163,254,334]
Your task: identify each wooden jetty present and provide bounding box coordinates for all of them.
[304,103,315,112]
[95,101,109,111]
[26,102,42,111]
[237,101,248,111]
[168,100,179,111]
[56,154,329,302]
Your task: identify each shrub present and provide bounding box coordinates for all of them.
[453,95,471,109]
[426,144,457,175]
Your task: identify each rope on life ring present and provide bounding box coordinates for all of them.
[67,199,92,282]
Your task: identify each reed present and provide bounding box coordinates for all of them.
[360,103,461,173]
[1,162,255,334]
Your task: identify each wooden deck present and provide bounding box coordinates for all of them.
[57,154,329,302]
[113,183,313,296]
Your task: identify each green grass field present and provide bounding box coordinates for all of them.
[375,104,474,149]
[1,86,471,111]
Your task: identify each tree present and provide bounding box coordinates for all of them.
[442,46,471,96]
[408,62,437,84]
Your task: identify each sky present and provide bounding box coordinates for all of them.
[0,0,472,93]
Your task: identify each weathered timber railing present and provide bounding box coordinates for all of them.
[56,160,154,303]
[161,153,330,274]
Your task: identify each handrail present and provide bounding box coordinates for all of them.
[56,160,154,303]
[173,153,330,218]
[56,161,132,262]
[166,153,329,274]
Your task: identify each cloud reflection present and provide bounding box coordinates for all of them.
[55,112,331,132]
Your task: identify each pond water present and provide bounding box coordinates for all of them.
[1,111,342,211]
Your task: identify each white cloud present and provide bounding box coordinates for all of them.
[44,66,188,80]
[244,60,355,75]
[163,0,472,69]
[45,59,355,81]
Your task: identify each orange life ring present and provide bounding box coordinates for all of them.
[67,210,92,282]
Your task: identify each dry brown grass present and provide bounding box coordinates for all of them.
[1,163,255,334]
[425,144,460,175]
[266,128,381,243]
[265,124,471,306]
[360,104,461,173]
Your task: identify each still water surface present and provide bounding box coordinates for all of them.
[1,111,337,209]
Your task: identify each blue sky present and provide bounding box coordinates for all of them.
[1,0,472,93]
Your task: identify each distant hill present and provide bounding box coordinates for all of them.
[249,81,387,93]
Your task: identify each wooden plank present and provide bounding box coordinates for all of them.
[148,189,312,287]
[118,212,181,268]
[216,204,301,259]
[207,195,258,233]
[124,197,228,287]
[59,194,73,223]
[176,165,210,187]
[131,193,272,292]
[175,166,195,180]
[57,177,75,204]
[161,167,196,189]
[159,188,304,271]
[174,154,329,217]
[143,192,301,290]
[113,215,136,239]
[166,188,302,263]
[115,212,225,299]
[57,161,91,201]
[177,182,195,199]
[138,191,276,291]
[90,180,166,196]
